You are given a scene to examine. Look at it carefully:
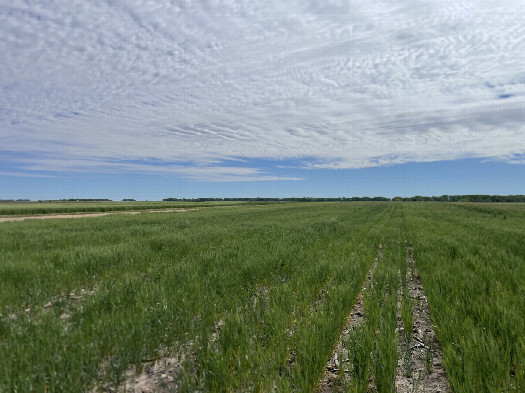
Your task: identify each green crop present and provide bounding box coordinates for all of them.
[404,202,525,392]
[0,201,523,392]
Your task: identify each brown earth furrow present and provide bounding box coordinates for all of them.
[316,244,382,393]
[394,243,451,393]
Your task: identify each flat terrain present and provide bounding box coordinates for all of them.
[0,202,523,392]
[0,208,197,222]
[0,201,238,216]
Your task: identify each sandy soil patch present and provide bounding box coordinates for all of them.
[95,319,224,393]
[119,347,189,393]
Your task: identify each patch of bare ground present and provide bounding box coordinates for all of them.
[96,319,224,393]
[252,285,270,312]
[0,208,198,223]
[116,344,191,393]
[395,242,451,393]
[4,287,98,322]
[316,243,382,393]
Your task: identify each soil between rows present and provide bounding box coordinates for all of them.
[394,243,451,393]
[317,242,451,393]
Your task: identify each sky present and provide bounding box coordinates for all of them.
[1,0,525,200]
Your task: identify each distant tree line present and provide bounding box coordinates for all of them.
[164,195,525,203]
[57,199,113,202]
[163,197,390,202]
[3,195,524,203]
[391,195,525,202]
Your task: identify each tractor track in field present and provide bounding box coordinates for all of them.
[394,242,451,393]
[316,243,382,392]
[317,241,451,393]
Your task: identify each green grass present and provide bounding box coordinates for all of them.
[0,202,524,392]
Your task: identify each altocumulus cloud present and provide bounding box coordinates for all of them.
[1,0,525,181]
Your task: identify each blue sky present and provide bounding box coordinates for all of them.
[1,158,523,201]
[1,1,525,200]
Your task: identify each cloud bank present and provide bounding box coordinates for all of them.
[1,0,525,180]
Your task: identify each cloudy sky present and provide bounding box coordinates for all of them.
[1,0,525,199]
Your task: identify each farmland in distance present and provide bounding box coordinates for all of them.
[0,202,523,392]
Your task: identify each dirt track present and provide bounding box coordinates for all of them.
[0,209,197,223]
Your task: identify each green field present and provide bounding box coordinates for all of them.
[0,201,246,216]
[0,202,523,392]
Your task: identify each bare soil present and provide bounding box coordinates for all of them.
[394,243,451,393]
[96,320,224,393]
[2,287,99,323]
[119,347,189,393]
[0,208,197,223]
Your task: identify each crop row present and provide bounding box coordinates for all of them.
[404,202,525,392]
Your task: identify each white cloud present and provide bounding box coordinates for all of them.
[1,0,525,181]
